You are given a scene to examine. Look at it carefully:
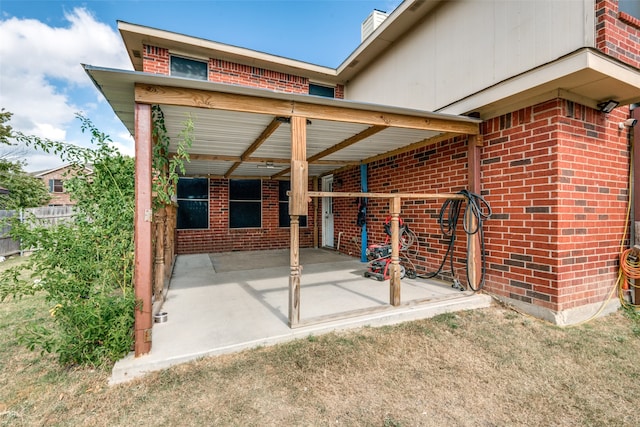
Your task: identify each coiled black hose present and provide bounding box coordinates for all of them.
[417,190,491,291]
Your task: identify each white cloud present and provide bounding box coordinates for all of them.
[111,132,135,158]
[0,7,132,167]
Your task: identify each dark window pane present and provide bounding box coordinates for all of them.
[49,179,64,193]
[177,178,208,199]
[278,202,289,227]
[278,180,306,227]
[177,200,208,229]
[230,202,261,228]
[309,83,335,98]
[170,56,208,81]
[279,203,306,227]
[279,181,290,201]
[230,179,261,200]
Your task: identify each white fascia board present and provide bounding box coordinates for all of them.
[437,49,640,117]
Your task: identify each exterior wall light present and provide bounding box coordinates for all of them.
[597,100,619,113]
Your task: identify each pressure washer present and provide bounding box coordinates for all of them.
[363,190,491,291]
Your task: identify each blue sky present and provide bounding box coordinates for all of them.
[0,0,401,171]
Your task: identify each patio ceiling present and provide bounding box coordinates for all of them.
[85,66,482,179]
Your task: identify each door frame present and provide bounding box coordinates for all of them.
[321,175,334,248]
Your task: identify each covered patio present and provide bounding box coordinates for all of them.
[110,249,491,384]
[85,65,486,372]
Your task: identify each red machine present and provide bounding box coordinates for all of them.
[364,216,416,281]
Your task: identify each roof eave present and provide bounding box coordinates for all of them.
[117,21,339,84]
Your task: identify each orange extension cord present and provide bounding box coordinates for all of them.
[620,248,640,305]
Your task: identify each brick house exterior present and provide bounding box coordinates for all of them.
[32,164,89,206]
[89,0,640,330]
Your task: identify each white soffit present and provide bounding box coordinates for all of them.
[437,48,640,118]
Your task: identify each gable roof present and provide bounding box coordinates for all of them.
[117,0,640,119]
[117,0,442,86]
[31,164,93,178]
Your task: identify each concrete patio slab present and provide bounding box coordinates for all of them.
[110,249,492,384]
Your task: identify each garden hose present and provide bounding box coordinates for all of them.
[417,190,492,292]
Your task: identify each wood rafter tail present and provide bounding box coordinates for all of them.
[307,125,388,163]
[362,132,460,165]
[224,117,282,178]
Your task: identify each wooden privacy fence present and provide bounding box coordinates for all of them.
[0,206,75,257]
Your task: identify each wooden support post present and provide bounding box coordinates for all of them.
[313,176,319,249]
[153,207,166,299]
[468,134,482,290]
[389,196,401,306]
[164,204,177,280]
[632,107,640,305]
[288,116,307,327]
[134,103,153,356]
[289,215,301,327]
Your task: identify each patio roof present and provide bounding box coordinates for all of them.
[84,65,481,179]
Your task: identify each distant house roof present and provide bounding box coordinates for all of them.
[31,164,93,178]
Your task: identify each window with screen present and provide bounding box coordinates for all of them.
[278,181,307,228]
[170,55,208,81]
[49,179,63,193]
[309,83,335,98]
[229,179,262,228]
[177,178,209,229]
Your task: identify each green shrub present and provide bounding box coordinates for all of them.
[1,116,135,367]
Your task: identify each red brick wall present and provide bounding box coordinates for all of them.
[596,0,640,68]
[332,137,471,280]
[331,99,630,314]
[143,45,169,74]
[37,166,84,206]
[142,44,344,98]
[481,100,629,312]
[177,179,315,254]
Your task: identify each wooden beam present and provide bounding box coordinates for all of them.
[289,117,308,215]
[362,132,459,165]
[467,134,482,291]
[134,84,480,134]
[224,118,282,178]
[274,125,387,178]
[310,125,388,162]
[468,134,482,194]
[307,191,465,200]
[169,153,352,166]
[135,84,293,117]
[291,102,480,134]
[134,103,153,356]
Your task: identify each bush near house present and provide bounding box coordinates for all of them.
[0,116,136,367]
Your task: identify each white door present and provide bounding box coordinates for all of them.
[322,175,334,248]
